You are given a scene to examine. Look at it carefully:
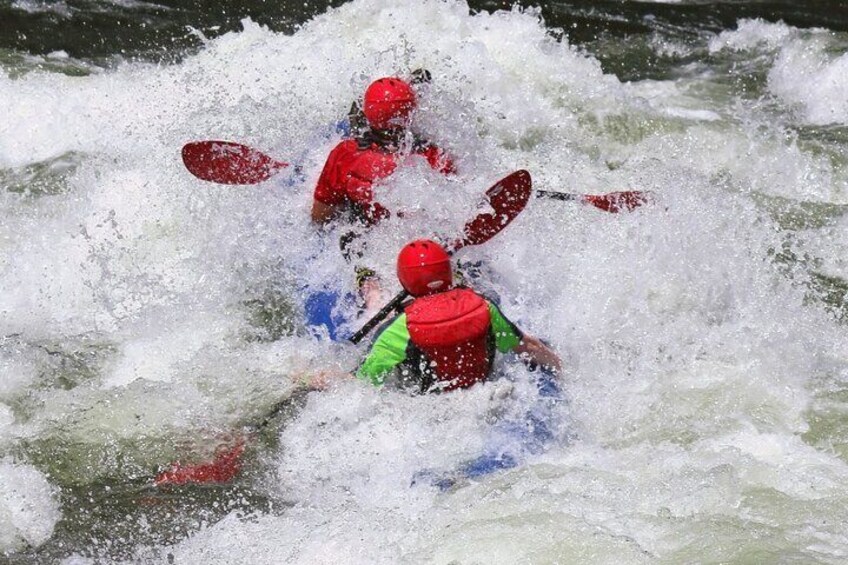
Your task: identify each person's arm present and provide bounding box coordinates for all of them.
[355,314,411,386]
[513,335,562,374]
[312,143,349,225]
[346,177,390,225]
[311,199,340,224]
[307,369,351,390]
[488,301,562,375]
[307,315,410,390]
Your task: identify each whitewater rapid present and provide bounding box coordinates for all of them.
[2,0,848,562]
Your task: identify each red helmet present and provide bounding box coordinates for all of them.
[363,77,416,130]
[397,239,452,297]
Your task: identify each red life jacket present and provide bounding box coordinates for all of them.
[313,139,455,224]
[405,287,493,391]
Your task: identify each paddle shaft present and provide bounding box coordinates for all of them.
[536,190,580,202]
[254,291,408,436]
[250,386,314,432]
[349,290,409,344]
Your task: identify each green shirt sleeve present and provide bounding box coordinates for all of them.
[356,314,411,386]
[488,302,523,353]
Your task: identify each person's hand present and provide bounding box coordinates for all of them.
[515,335,563,375]
[305,370,351,390]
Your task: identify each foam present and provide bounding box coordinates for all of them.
[769,37,848,126]
[0,461,61,554]
[1,0,847,561]
[708,18,796,54]
[710,18,848,126]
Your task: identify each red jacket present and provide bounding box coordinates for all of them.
[313,138,455,224]
[406,287,493,391]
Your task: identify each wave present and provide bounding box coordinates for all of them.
[1,1,847,561]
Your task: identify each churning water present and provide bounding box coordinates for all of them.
[2,0,848,562]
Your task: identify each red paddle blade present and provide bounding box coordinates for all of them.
[154,438,246,486]
[458,170,532,249]
[583,191,651,213]
[182,141,288,185]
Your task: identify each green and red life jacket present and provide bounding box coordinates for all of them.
[356,287,522,393]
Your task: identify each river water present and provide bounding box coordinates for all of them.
[2,0,848,563]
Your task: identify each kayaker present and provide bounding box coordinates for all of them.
[353,239,561,392]
[310,74,456,227]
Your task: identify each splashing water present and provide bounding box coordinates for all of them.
[2,0,848,562]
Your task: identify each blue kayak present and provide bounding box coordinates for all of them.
[303,287,357,342]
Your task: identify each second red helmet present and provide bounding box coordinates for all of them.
[363,77,416,130]
[397,239,452,297]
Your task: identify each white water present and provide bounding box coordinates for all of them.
[711,18,848,127]
[2,1,848,562]
[0,460,60,554]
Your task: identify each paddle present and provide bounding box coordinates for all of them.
[154,170,532,487]
[153,386,313,486]
[180,141,650,214]
[182,141,291,185]
[536,189,651,213]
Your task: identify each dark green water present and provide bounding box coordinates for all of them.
[2,0,846,72]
